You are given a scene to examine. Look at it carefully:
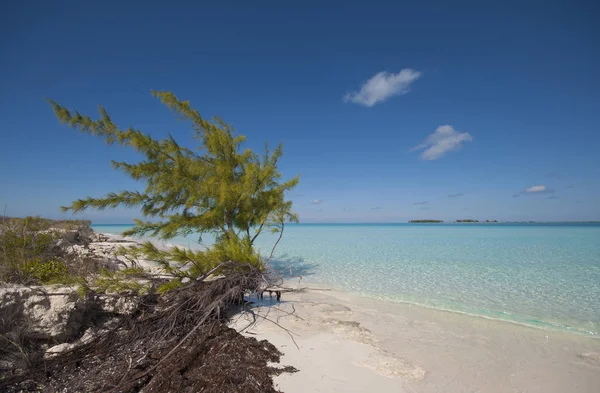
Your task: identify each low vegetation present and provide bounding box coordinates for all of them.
[0,216,96,285]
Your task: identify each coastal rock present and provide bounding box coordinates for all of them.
[44,342,76,359]
[96,295,140,315]
[51,226,94,246]
[0,285,85,341]
[0,285,140,342]
[62,230,78,244]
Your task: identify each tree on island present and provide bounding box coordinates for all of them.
[49,91,299,290]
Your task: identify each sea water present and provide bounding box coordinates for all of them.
[92,223,600,336]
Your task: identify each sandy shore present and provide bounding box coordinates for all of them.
[233,285,600,393]
[97,232,600,392]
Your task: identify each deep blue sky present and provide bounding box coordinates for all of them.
[1,0,599,223]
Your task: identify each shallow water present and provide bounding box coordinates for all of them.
[93,223,600,336]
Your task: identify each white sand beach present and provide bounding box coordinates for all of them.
[97,232,600,392]
[233,285,600,393]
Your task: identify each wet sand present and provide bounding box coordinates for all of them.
[233,285,600,393]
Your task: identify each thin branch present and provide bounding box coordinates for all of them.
[265,222,284,263]
[250,221,266,245]
[256,314,300,350]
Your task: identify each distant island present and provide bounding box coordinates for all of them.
[408,219,500,224]
[455,219,498,223]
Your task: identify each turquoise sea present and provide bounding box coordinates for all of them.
[93,223,600,336]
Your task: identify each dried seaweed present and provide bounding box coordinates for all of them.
[1,262,297,393]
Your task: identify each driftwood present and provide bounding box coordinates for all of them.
[259,285,331,301]
[0,262,298,393]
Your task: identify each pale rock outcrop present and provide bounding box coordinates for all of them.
[0,285,139,342]
[0,285,84,341]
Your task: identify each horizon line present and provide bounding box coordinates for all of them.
[91,221,600,225]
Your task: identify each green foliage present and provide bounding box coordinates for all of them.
[0,216,61,284]
[23,258,69,284]
[50,91,299,279]
[157,278,184,295]
[0,216,99,288]
[93,267,151,295]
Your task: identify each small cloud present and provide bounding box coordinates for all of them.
[370,207,382,211]
[514,185,555,197]
[310,199,323,205]
[525,185,548,193]
[413,201,428,205]
[344,69,421,107]
[411,125,473,160]
[447,193,464,198]
[545,196,559,200]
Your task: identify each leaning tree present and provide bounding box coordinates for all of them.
[49,91,299,285]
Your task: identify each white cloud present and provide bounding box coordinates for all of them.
[525,185,547,193]
[310,199,323,205]
[411,125,473,160]
[344,69,421,107]
[514,185,555,197]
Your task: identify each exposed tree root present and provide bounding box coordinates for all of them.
[0,262,298,393]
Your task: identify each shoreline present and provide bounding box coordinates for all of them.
[296,280,600,338]
[235,282,600,393]
[98,231,600,392]
[97,231,598,339]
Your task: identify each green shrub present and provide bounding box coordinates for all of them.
[93,267,150,295]
[22,258,69,284]
[0,216,92,285]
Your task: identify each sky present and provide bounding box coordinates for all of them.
[1,0,599,223]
